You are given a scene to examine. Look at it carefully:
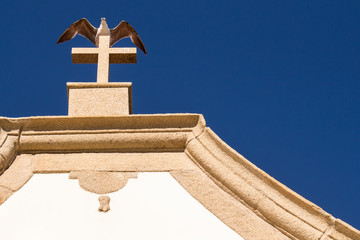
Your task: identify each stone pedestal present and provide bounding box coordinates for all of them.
[67,82,132,116]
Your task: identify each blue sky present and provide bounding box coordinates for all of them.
[0,0,359,230]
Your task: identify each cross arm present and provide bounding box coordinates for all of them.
[71,36,138,83]
[72,47,137,64]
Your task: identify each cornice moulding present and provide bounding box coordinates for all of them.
[0,113,359,240]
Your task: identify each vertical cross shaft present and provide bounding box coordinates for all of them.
[97,36,110,83]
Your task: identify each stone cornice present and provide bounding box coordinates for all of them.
[0,114,205,154]
[0,114,205,133]
[0,114,359,240]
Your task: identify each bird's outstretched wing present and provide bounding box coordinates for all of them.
[57,18,97,46]
[110,21,147,55]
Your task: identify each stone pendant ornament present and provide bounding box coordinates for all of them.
[69,171,137,212]
[98,195,110,212]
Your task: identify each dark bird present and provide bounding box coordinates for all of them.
[57,18,147,55]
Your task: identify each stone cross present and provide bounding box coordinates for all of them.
[71,35,137,83]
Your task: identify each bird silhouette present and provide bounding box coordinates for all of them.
[57,18,147,55]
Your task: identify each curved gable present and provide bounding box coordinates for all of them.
[0,114,359,240]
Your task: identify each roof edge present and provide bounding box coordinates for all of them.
[0,114,359,239]
[185,127,360,240]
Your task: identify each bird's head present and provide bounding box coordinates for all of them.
[101,17,106,22]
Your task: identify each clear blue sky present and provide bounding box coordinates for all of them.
[0,0,359,230]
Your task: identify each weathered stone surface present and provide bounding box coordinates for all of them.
[0,114,204,132]
[0,156,33,191]
[0,134,18,175]
[69,171,137,194]
[0,114,359,240]
[98,195,111,212]
[20,132,189,153]
[171,170,289,240]
[0,186,13,205]
[67,82,132,116]
[328,219,360,240]
[30,152,195,173]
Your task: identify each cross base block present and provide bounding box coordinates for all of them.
[67,82,132,116]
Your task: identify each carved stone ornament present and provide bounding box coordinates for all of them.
[69,171,137,194]
[98,195,111,212]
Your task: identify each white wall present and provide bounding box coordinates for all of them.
[0,172,244,240]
